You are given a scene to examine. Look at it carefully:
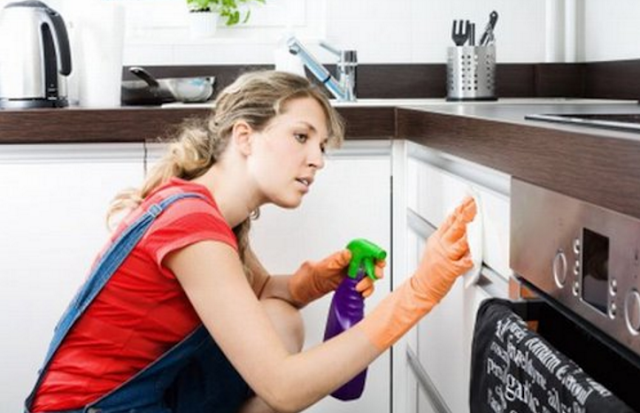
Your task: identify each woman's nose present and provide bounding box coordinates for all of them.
[308,145,325,169]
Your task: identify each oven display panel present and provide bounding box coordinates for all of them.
[581,228,610,314]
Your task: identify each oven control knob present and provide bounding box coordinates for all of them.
[553,250,567,288]
[573,238,581,255]
[624,290,640,335]
[609,302,617,319]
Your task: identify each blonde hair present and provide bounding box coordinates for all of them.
[108,70,344,268]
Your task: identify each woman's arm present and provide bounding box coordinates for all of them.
[248,246,383,308]
[166,241,380,413]
[166,197,474,412]
[244,247,297,304]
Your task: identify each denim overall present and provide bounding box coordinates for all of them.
[24,193,250,413]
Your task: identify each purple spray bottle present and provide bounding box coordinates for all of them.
[323,238,387,401]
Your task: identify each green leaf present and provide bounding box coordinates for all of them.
[230,10,240,25]
[187,0,213,11]
[187,0,265,24]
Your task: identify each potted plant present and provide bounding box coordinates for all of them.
[187,0,266,38]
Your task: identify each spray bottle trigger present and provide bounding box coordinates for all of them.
[346,238,386,280]
[363,258,378,281]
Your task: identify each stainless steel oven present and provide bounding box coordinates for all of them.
[507,178,640,410]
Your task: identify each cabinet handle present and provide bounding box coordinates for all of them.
[406,347,453,413]
[476,266,509,299]
[407,188,487,291]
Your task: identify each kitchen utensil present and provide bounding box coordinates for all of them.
[169,77,215,103]
[447,45,496,101]
[130,67,161,89]
[469,22,476,46]
[451,19,470,46]
[121,67,215,106]
[0,0,72,108]
[479,10,499,46]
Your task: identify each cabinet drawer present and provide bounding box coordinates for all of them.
[407,158,512,279]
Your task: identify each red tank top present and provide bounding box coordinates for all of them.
[31,178,237,412]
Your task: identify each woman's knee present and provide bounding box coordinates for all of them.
[260,298,304,353]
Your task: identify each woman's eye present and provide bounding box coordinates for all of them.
[294,133,308,143]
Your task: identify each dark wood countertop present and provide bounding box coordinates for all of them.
[0,106,395,144]
[4,100,640,220]
[397,102,640,219]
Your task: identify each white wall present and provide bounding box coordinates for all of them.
[2,0,639,65]
[76,0,551,65]
[583,0,640,62]
[325,0,546,64]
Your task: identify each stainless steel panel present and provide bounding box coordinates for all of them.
[511,178,640,357]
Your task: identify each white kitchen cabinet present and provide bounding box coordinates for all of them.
[393,141,511,413]
[406,216,467,413]
[417,274,466,413]
[407,148,512,280]
[249,140,392,413]
[0,143,145,412]
[411,346,439,413]
[417,382,438,413]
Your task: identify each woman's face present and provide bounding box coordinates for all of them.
[248,96,329,209]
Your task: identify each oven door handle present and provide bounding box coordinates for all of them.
[475,268,548,321]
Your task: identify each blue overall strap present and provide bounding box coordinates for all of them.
[38,192,206,377]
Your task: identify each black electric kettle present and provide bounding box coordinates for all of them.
[0,1,72,109]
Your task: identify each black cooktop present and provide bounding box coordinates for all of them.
[525,113,640,133]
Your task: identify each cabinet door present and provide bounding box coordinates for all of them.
[407,170,467,413]
[415,240,467,413]
[408,151,512,281]
[406,363,419,413]
[0,144,144,412]
[402,143,512,413]
[417,381,439,413]
[250,144,392,413]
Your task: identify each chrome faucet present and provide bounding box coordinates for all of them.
[286,36,357,102]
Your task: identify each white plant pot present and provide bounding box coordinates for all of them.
[188,11,219,38]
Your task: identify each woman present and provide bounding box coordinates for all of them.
[25,71,475,413]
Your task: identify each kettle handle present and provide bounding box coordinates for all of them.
[42,5,72,76]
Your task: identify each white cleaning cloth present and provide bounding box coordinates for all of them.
[463,187,484,288]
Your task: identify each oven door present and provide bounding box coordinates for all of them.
[471,178,640,412]
[470,288,640,412]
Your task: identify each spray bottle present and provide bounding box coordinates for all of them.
[323,238,387,401]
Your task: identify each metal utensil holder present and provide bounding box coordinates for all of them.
[447,45,497,101]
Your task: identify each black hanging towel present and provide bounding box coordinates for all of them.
[469,298,635,413]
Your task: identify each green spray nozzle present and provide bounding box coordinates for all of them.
[346,238,387,281]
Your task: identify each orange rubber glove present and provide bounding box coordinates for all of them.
[288,249,386,307]
[357,196,477,350]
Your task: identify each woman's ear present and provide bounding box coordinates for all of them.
[231,120,254,156]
